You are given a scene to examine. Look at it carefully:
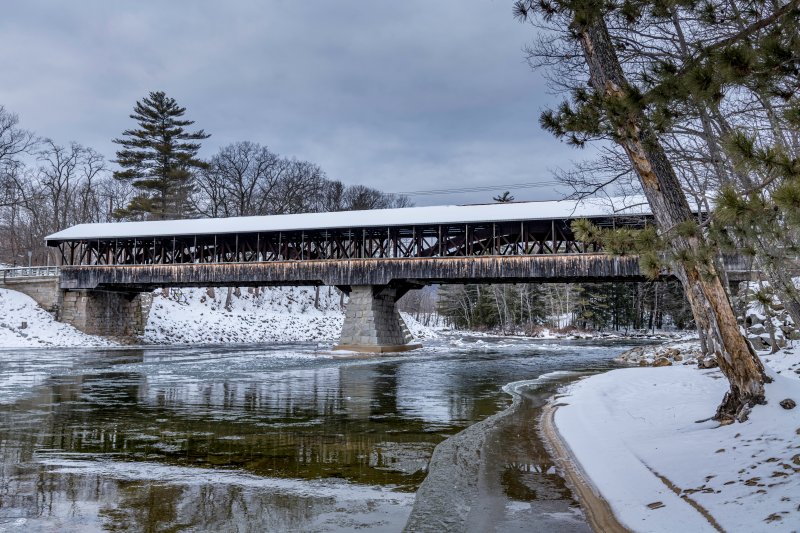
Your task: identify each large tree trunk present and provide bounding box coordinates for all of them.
[577,15,768,421]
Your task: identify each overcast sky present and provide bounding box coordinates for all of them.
[1,1,583,205]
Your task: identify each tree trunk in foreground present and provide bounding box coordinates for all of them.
[576,15,768,421]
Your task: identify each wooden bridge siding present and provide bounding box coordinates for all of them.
[58,254,652,291]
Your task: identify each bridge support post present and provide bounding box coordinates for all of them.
[334,285,421,353]
[58,290,151,340]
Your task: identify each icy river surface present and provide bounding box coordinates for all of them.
[0,337,640,532]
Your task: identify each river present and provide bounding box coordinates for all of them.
[0,336,643,532]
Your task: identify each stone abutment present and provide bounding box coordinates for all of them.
[58,290,151,339]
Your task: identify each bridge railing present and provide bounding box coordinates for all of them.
[1,266,61,281]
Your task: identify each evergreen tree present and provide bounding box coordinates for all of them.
[493,191,515,202]
[514,0,770,421]
[636,0,800,329]
[113,91,210,219]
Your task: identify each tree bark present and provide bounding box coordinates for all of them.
[225,286,233,311]
[576,14,768,421]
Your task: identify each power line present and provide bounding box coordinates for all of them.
[393,181,563,197]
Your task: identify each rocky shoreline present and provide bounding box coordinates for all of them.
[612,339,721,368]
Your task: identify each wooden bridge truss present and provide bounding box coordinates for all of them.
[52,216,651,267]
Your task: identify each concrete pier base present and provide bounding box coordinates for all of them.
[334,285,421,353]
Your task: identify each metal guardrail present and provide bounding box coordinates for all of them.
[1,266,61,281]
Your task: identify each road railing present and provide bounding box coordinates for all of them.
[1,266,61,281]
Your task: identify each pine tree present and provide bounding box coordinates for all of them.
[514,0,771,422]
[113,91,210,219]
[493,191,515,202]
[637,0,800,329]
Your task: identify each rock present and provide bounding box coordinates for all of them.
[653,357,672,367]
[748,335,770,350]
[663,348,679,358]
[698,357,719,369]
[789,331,800,341]
[746,311,764,326]
[638,359,649,367]
[748,324,766,335]
[673,353,683,362]
[780,399,796,410]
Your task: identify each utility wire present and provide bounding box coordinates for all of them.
[393,181,562,197]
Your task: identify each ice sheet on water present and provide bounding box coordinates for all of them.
[502,370,588,397]
[23,452,414,532]
[35,452,413,500]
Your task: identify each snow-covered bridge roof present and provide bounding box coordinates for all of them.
[45,195,652,242]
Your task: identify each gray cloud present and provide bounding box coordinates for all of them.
[0,0,583,205]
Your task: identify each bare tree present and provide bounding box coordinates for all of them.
[0,107,36,208]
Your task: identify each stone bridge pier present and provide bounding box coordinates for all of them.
[334,285,422,353]
[59,290,151,339]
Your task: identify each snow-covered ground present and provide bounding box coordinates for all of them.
[0,289,115,348]
[144,286,441,345]
[552,346,800,532]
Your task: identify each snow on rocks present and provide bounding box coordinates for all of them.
[552,346,800,532]
[614,338,703,367]
[0,288,114,348]
[740,281,800,351]
[143,286,440,345]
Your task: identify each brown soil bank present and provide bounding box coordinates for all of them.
[540,401,631,533]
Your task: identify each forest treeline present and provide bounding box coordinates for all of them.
[433,281,692,334]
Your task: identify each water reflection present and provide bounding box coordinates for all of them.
[0,339,636,531]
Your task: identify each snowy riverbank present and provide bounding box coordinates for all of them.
[548,345,800,532]
[0,286,442,348]
[0,289,114,348]
[143,286,441,344]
